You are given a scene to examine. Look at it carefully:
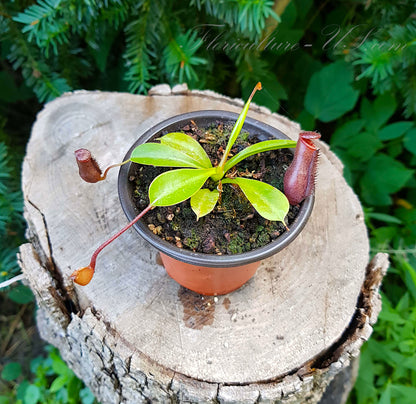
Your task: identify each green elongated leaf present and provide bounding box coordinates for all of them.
[160,132,212,168]
[190,189,220,220]
[223,139,296,173]
[219,83,262,169]
[355,347,378,403]
[395,291,410,313]
[222,178,289,223]
[130,143,205,168]
[401,260,416,301]
[378,121,413,140]
[304,62,359,122]
[150,168,215,206]
[49,375,68,393]
[366,212,402,225]
[379,384,392,404]
[50,350,73,376]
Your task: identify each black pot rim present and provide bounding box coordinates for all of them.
[118,110,314,268]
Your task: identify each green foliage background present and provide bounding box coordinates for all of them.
[1,0,415,402]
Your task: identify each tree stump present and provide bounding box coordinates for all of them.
[19,84,388,403]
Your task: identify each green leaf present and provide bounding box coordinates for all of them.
[330,119,366,148]
[304,62,359,122]
[360,94,397,132]
[56,387,69,403]
[401,260,416,301]
[401,356,416,372]
[331,121,382,161]
[149,168,215,206]
[50,350,72,376]
[404,128,416,156]
[17,381,30,402]
[379,383,392,404]
[8,284,34,304]
[371,226,397,246]
[49,375,68,393]
[160,133,212,168]
[24,385,40,404]
[378,121,413,140]
[1,362,22,381]
[67,376,83,403]
[378,305,406,324]
[224,139,296,173]
[130,143,206,168]
[0,396,10,404]
[222,178,289,223]
[80,387,96,404]
[366,212,402,225]
[360,154,414,206]
[219,83,261,170]
[391,385,416,401]
[190,189,220,220]
[346,132,382,161]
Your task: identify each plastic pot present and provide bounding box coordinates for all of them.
[118,111,314,295]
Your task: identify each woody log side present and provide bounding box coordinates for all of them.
[18,84,388,403]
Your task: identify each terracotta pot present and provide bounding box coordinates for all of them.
[160,253,259,295]
[118,111,314,295]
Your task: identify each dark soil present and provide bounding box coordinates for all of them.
[130,120,299,255]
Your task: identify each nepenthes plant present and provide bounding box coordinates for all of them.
[72,83,320,285]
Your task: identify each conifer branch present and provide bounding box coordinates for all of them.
[123,0,156,93]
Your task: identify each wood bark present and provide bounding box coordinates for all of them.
[19,84,388,403]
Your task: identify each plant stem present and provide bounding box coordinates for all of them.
[217,82,262,175]
[101,160,129,181]
[89,204,154,269]
[71,202,154,285]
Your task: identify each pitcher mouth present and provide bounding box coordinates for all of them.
[118,111,314,268]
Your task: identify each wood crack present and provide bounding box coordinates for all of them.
[26,198,79,316]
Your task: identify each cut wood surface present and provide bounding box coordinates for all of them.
[19,84,387,403]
